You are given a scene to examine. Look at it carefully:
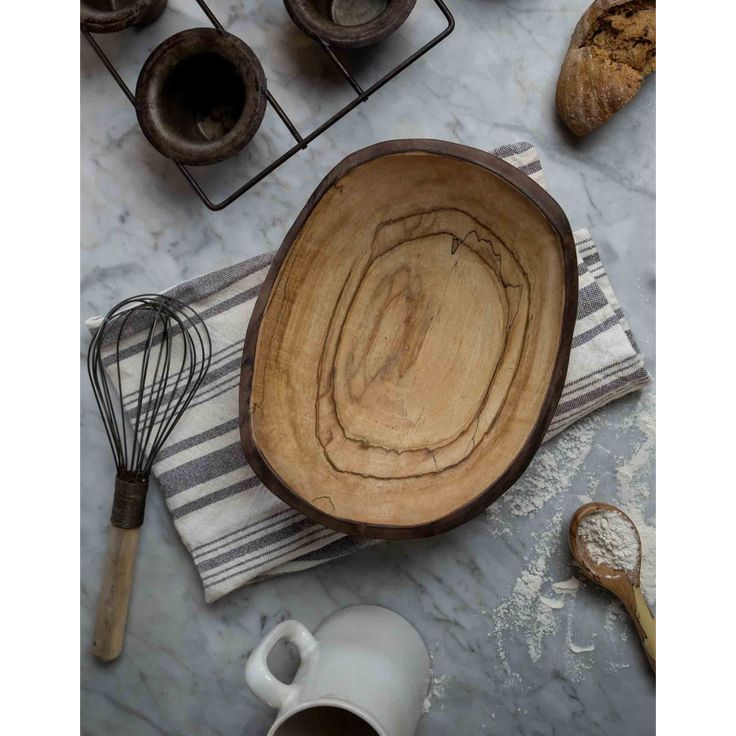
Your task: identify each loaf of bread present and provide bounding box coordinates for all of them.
[556,0,655,137]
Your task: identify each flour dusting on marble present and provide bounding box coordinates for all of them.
[484,392,655,682]
[569,641,595,653]
[552,577,581,593]
[422,673,451,713]
[613,393,656,600]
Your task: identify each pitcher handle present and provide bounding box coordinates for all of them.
[245,620,318,710]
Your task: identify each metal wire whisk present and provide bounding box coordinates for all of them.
[87,294,211,661]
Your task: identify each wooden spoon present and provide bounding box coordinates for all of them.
[569,502,656,673]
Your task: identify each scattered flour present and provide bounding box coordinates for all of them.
[569,641,595,654]
[422,673,451,713]
[605,600,625,626]
[484,392,655,684]
[490,512,582,676]
[552,577,581,593]
[577,509,640,571]
[604,600,628,642]
[610,392,656,601]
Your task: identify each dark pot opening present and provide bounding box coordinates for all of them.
[159,52,247,144]
[135,29,267,166]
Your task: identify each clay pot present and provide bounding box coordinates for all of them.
[284,0,417,49]
[81,0,167,33]
[135,28,268,166]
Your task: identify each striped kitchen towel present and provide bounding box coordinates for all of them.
[87,142,650,603]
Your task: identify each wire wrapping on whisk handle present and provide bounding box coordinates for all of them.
[111,475,149,529]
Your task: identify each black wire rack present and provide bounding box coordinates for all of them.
[82,0,455,211]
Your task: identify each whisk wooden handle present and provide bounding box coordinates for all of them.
[91,525,141,662]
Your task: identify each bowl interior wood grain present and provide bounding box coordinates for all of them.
[240,140,577,538]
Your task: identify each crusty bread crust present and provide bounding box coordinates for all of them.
[556,0,655,137]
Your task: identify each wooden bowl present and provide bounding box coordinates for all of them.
[81,0,167,33]
[283,0,417,48]
[135,29,267,166]
[240,140,577,538]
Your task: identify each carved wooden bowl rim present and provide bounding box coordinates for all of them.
[239,139,578,539]
[283,0,418,48]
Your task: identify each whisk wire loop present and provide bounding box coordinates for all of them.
[131,303,170,474]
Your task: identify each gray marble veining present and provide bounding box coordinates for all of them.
[81,1,655,734]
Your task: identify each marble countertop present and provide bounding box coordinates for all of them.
[81,1,655,734]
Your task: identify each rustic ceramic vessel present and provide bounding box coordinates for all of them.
[284,0,417,48]
[81,0,167,33]
[135,28,267,166]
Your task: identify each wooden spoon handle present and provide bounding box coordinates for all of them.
[91,525,141,662]
[626,585,656,673]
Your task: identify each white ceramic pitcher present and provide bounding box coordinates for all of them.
[245,605,431,736]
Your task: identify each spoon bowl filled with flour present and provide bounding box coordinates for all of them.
[573,503,642,581]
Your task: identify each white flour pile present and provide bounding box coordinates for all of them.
[577,509,640,571]
[484,391,655,683]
